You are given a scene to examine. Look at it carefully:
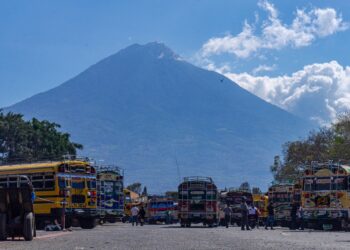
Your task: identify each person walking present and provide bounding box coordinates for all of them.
[254,205,261,229]
[131,205,139,226]
[223,205,232,228]
[248,204,256,229]
[138,206,146,226]
[290,202,298,230]
[241,197,250,231]
[298,206,304,230]
[265,202,274,230]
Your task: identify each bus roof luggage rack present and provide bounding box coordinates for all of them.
[304,161,343,174]
[183,176,213,183]
[0,155,91,166]
[96,165,124,176]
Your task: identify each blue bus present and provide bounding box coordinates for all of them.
[96,166,124,223]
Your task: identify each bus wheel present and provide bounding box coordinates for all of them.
[65,217,72,229]
[0,213,7,241]
[80,218,97,229]
[341,219,348,231]
[108,218,117,223]
[23,212,34,241]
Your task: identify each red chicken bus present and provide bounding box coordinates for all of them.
[178,176,219,227]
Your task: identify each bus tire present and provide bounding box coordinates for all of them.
[107,218,117,223]
[0,213,7,241]
[80,218,97,229]
[341,219,347,231]
[65,217,72,229]
[23,212,34,241]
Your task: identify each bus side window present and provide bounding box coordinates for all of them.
[58,178,66,188]
[31,175,44,189]
[44,173,55,190]
[0,177,7,188]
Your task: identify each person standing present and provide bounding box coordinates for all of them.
[265,202,274,230]
[248,204,256,229]
[131,205,139,226]
[290,202,298,230]
[298,206,304,230]
[138,206,146,226]
[241,197,250,230]
[254,205,261,229]
[223,205,232,228]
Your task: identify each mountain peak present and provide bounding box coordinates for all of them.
[121,42,179,60]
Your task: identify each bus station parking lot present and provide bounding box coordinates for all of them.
[1,223,350,250]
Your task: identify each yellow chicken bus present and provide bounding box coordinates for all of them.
[0,159,98,229]
[253,194,268,223]
[301,162,350,230]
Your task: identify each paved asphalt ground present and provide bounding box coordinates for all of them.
[1,223,350,250]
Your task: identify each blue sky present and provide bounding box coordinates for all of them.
[1,0,350,123]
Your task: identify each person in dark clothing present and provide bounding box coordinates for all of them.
[298,206,305,230]
[241,197,250,230]
[223,205,232,228]
[138,206,146,226]
[290,202,298,230]
[265,202,274,230]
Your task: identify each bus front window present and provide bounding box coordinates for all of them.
[303,178,314,191]
[72,179,85,189]
[315,178,331,191]
[331,177,347,190]
[87,180,96,189]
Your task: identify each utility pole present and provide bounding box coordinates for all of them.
[61,187,67,231]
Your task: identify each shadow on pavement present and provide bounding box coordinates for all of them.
[160,225,217,229]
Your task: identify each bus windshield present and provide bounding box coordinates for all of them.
[189,191,205,200]
[315,178,331,191]
[270,192,291,203]
[72,179,85,189]
[87,179,96,189]
[332,177,347,190]
[150,202,174,209]
[304,177,348,191]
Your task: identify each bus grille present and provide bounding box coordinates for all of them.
[72,195,85,203]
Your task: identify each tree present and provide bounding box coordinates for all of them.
[126,182,142,194]
[239,182,251,192]
[330,113,350,160]
[271,112,350,183]
[142,186,148,196]
[0,110,82,163]
[252,187,262,194]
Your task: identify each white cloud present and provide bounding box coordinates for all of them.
[202,22,261,58]
[215,61,350,125]
[201,0,348,59]
[252,64,276,74]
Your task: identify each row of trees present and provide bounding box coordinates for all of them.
[271,113,350,182]
[0,110,82,163]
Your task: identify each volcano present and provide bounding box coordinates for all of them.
[7,42,312,192]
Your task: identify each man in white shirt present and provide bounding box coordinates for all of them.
[131,206,140,226]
